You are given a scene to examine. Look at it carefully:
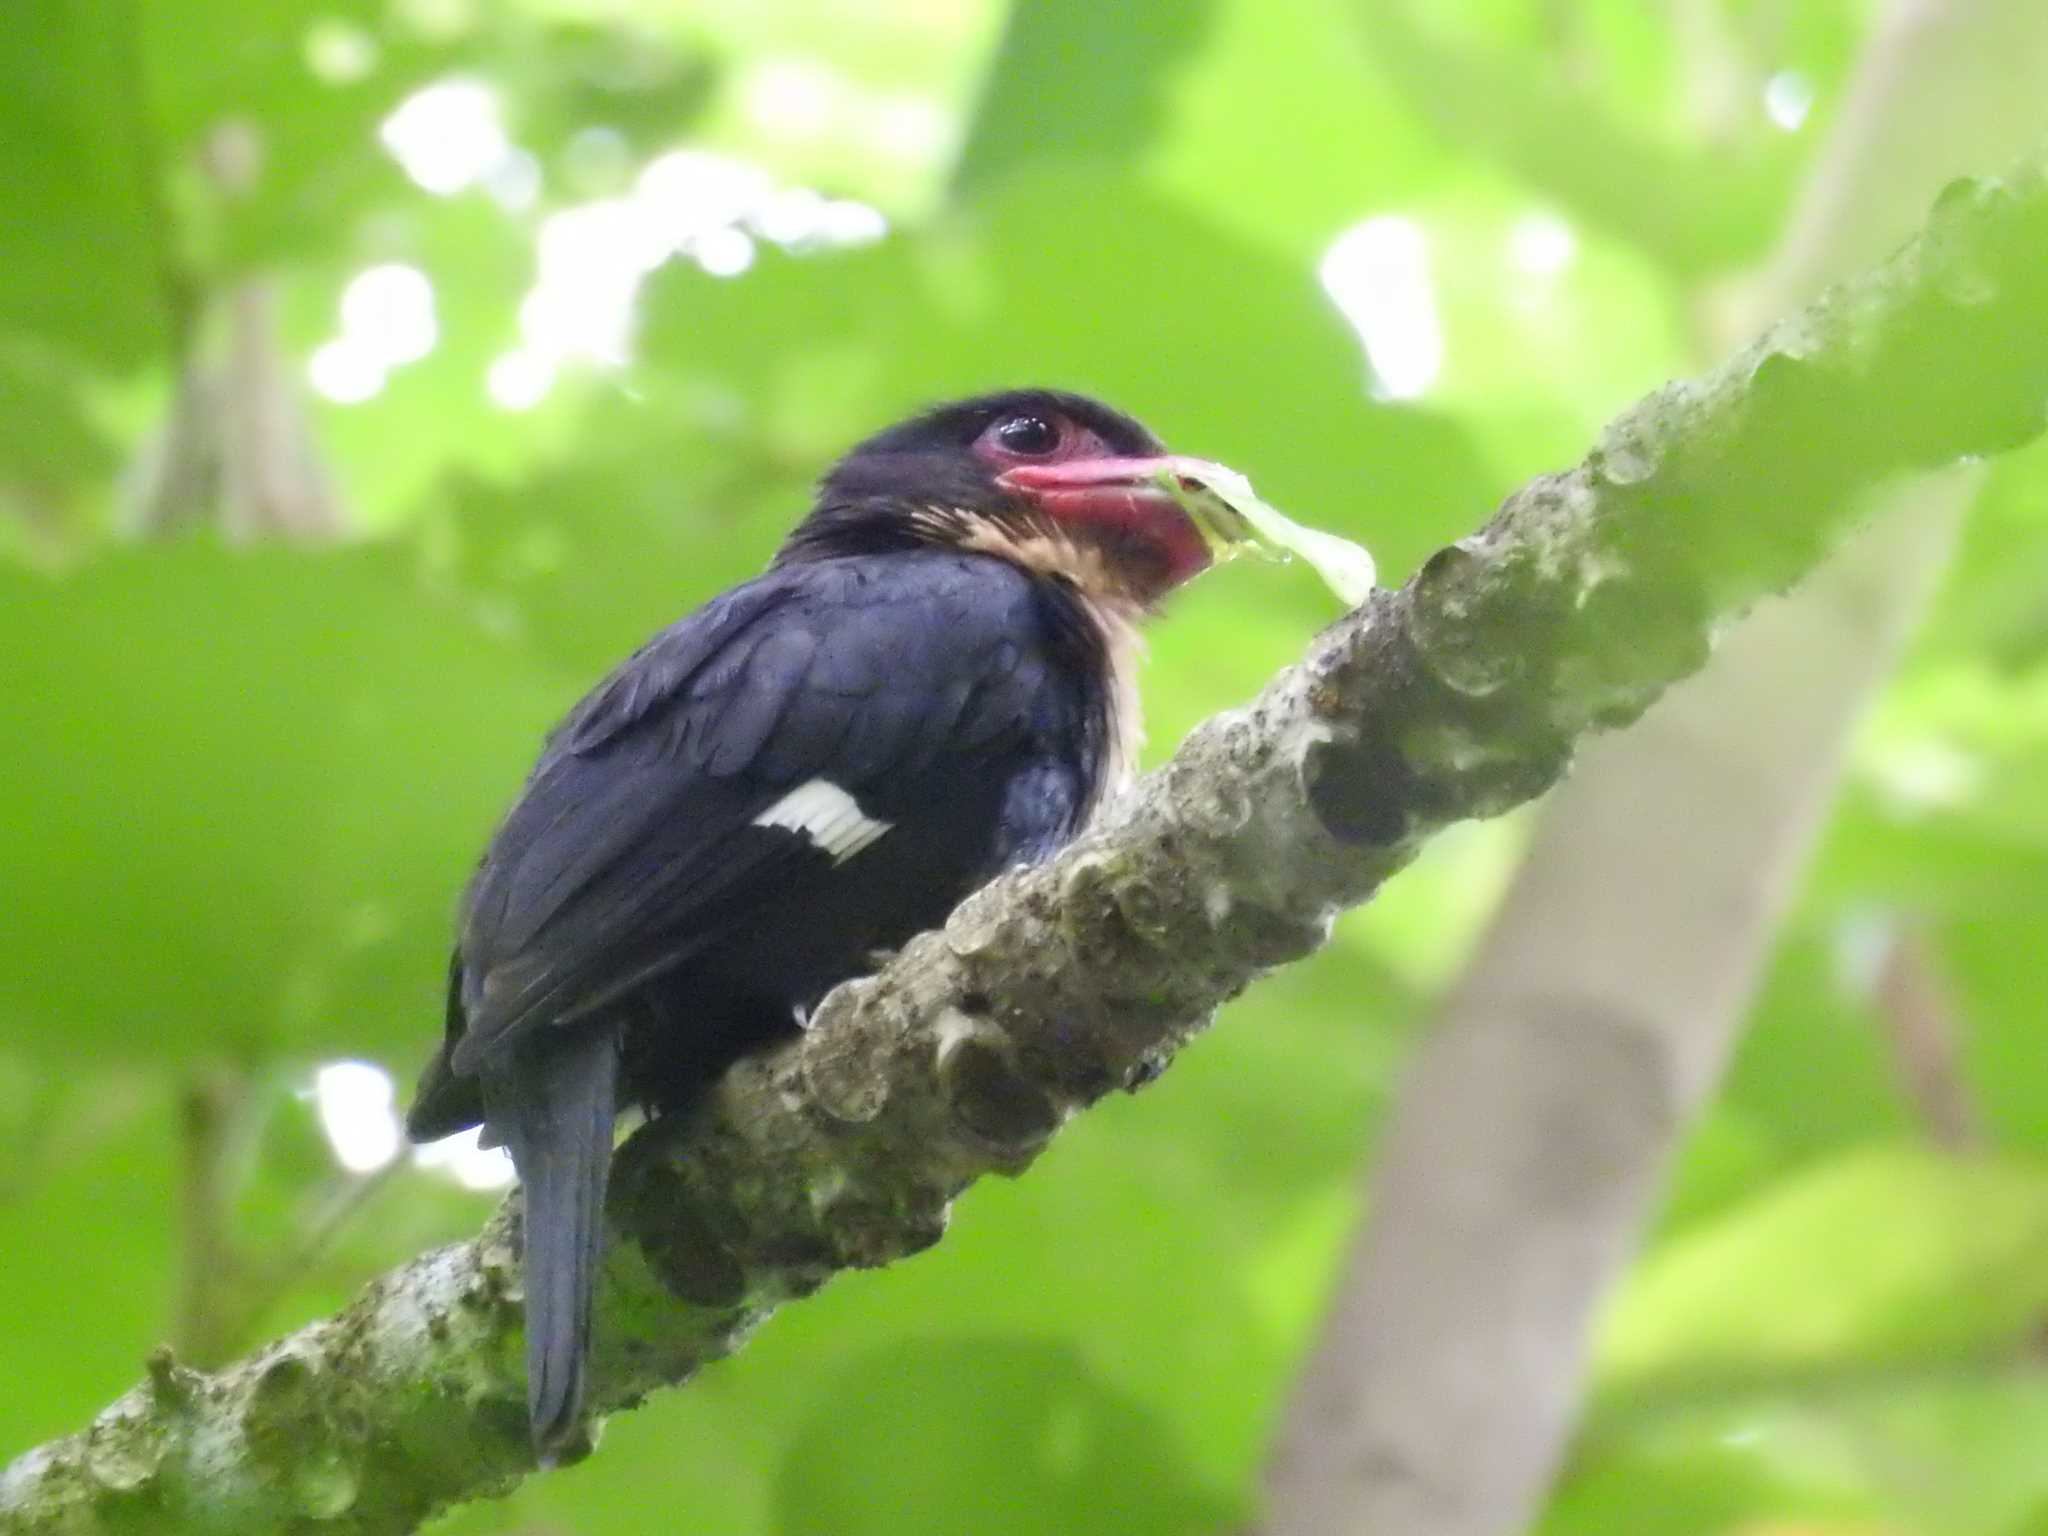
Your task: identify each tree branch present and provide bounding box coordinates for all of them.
[6,156,2048,1536]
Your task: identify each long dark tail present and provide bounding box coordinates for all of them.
[491,1031,620,1463]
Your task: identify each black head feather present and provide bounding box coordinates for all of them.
[780,389,1166,564]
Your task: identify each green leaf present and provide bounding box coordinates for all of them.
[0,343,119,493]
[0,1073,175,1455]
[0,539,570,1065]
[1597,1146,2048,1387]
[0,4,168,368]
[772,1339,1232,1535]
[950,0,1223,196]
[1541,1430,1878,1536]
[1718,934,1917,1160]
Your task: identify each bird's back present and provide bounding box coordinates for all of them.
[408,549,1115,1138]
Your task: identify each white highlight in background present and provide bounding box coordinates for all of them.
[486,349,556,410]
[485,148,544,213]
[309,263,441,404]
[413,1126,519,1191]
[1319,215,1443,401]
[1865,739,1982,813]
[373,81,897,396]
[1507,212,1578,278]
[738,57,848,141]
[314,1061,404,1174]
[519,202,653,367]
[815,199,886,247]
[340,264,438,365]
[690,226,756,278]
[499,150,887,383]
[636,150,776,248]
[380,78,509,195]
[304,19,378,84]
[864,94,951,163]
[1830,910,1893,999]
[1763,71,1814,132]
[308,339,387,405]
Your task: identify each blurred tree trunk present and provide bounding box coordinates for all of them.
[128,122,344,541]
[1260,2,2048,1533]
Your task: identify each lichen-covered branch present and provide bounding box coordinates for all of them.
[6,158,2048,1536]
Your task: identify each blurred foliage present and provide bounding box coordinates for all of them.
[3,1,2047,1534]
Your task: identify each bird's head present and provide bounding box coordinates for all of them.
[783,389,1220,609]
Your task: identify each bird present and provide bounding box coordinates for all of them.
[405,388,1234,1462]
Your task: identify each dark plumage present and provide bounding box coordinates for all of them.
[406,389,1218,1460]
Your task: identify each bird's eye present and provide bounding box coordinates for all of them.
[992,414,1060,456]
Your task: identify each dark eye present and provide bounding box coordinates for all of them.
[992,413,1060,455]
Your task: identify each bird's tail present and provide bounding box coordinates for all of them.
[494,1031,620,1464]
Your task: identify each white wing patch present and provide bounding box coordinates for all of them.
[752,778,893,864]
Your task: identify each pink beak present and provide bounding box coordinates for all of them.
[994,456,1216,594]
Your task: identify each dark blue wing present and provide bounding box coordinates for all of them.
[442,551,1088,1078]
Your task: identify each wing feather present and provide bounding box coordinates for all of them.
[447,552,1063,1073]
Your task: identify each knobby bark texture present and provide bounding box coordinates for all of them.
[5,161,2048,1536]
